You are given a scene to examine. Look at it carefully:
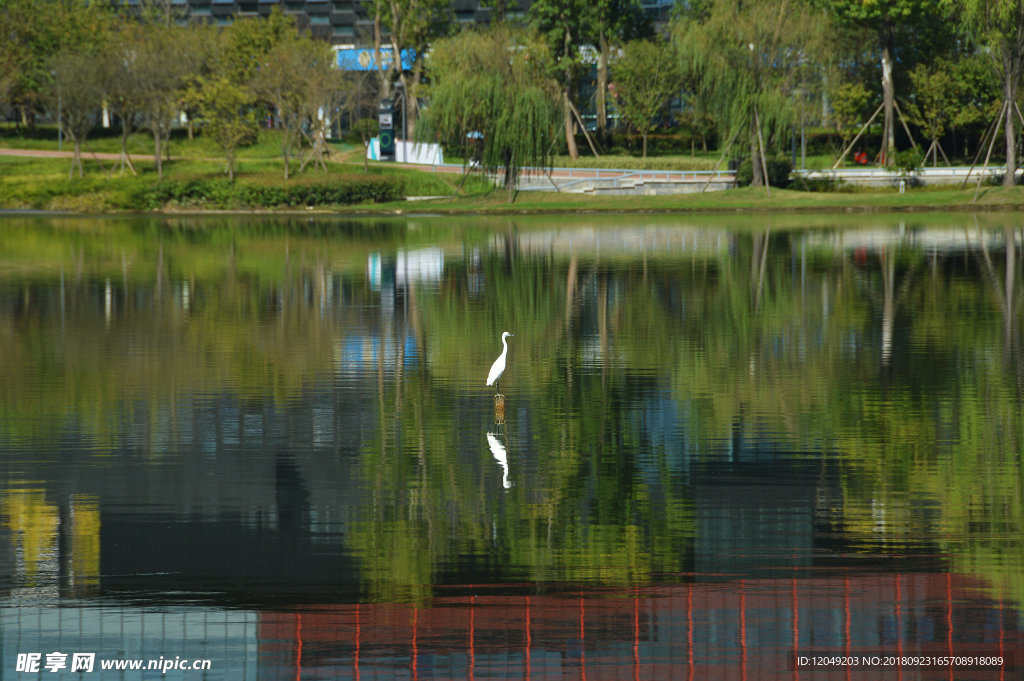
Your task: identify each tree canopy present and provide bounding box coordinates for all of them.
[418,26,562,202]
[943,0,1024,185]
[674,0,830,185]
[611,38,684,158]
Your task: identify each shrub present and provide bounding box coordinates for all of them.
[796,174,845,192]
[735,154,793,188]
[894,148,923,176]
[137,175,403,209]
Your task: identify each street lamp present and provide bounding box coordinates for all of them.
[50,69,62,152]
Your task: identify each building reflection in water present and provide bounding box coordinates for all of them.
[1,217,1023,679]
[3,572,1016,680]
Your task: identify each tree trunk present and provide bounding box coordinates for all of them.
[642,132,647,158]
[119,119,136,175]
[153,131,164,180]
[562,27,578,160]
[750,126,763,187]
[597,31,609,144]
[373,13,391,99]
[879,24,895,168]
[1003,48,1020,188]
[564,90,579,160]
[71,140,83,179]
[402,69,422,142]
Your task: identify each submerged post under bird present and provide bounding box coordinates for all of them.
[486,331,514,395]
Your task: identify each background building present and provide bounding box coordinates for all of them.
[124,0,532,45]
[121,0,675,46]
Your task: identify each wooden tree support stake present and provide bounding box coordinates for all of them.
[974,100,1008,202]
[833,103,884,169]
[567,98,601,158]
[754,106,771,196]
[962,100,1007,190]
[702,127,740,193]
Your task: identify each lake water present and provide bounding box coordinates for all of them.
[0,212,1022,680]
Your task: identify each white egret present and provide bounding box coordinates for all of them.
[487,432,512,489]
[486,331,514,395]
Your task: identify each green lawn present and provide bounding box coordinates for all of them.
[356,184,1024,215]
[4,126,1024,214]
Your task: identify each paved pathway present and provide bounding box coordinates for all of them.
[0,147,146,161]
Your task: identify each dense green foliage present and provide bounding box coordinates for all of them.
[611,38,684,157]
[138,175,403,209]
[419,26,562,201]
[736,154,793,188]
[3,0,1024,192]
[673,0,830,185]
[943,0,1024,185]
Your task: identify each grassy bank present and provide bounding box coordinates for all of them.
[366,184,1024,215]
[0,153,495,212]
[4,128,1024,214]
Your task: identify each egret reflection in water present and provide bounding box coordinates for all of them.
[486,432,512,489]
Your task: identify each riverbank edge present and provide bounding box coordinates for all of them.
[7,199,1024,218]
[6,149,1024,216]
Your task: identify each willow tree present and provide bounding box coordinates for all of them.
[418,26,561,202]
[943,0,1024,186]
[673,0,829,187]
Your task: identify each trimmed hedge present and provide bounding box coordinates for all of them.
[138,175,403,209]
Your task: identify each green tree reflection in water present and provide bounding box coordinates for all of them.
[350,237,695,604]
[0,214,1021,610]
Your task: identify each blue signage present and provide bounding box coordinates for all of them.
[336,47,416,72]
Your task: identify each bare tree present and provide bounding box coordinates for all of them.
[298,42,346,173]
[134,25,192,179]
[253,37,318,179]
[48,49,105,178]
[101,24,146,175]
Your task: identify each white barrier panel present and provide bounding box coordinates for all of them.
[366,138,443,165]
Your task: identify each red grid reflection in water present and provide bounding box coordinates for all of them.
[258,573,1019,680]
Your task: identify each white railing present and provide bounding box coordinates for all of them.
[515,167,736,192]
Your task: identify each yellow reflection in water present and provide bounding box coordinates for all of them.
[1,488,59,583]
[70,494,100,593]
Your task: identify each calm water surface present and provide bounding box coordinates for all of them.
[1,213,1022,680]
